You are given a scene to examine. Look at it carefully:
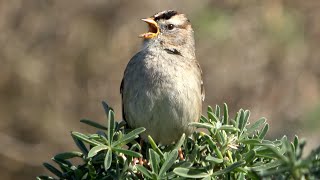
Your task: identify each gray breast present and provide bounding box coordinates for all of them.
[122,49,202,144]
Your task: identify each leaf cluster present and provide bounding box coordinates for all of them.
[37,102,320,180]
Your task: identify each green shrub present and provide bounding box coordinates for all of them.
[37,102,320,179]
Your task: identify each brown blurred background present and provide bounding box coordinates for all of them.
[0,0,320,179]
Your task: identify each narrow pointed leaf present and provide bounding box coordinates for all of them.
[237,172,245,180]
[113,147,142,158]
[43,163,63,178]
[218,125,238,132]
[212,160,246,176]
[108,110,115,144]
[259,144,288,162]
[207,111,219,123]
[136,165,153,179]
[37,176,55,180]
[72,133,89,155]
[203,134,223,159]
[174,133,185,151]
[88,145,108,158]
[205,155,223,164]
[223,103,229,125]
[258,165,290,177]
[207,105,214,113]
[258,123,269,140]
[189,122,215,129]
[71,132,101,146]
[54,151,83,160]
[200,115,209,123]
[293,135,299,151]
[80,119,108,130]
[243,150,256,164]
[173,167,210,178]
[238,110,245,131]
[215,105,221,118]
[88,161,96,178]
[102,101,112,117]
[149,149,160,174]
[251,160,283,171]
[113,127,145,147]
[51,158,72,172]
[148,135,164,158]
[104,149,112,170]
[247,117,266,135]
[240,139,261,145]
[159,150,178,177]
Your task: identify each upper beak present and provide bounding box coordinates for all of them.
[139,18,159,39]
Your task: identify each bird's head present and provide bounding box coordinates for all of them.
[139,10,195,56]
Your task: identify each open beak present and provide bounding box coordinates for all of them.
[139,18,159,39]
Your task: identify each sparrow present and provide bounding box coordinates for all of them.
[120,10,204,145]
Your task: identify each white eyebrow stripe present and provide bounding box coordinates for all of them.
[167,14,187,25]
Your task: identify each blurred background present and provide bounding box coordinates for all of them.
[0,0,319,179]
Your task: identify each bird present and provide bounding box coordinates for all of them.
[120,10,204,145]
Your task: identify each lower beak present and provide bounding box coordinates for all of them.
[139,18,159,39]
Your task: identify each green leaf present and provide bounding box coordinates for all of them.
[207,111,219,123]
[149,149,160,174]
[243,150,256,164]
[216,130,226,146]
[136,165,153,179]
[238,110,245,131]
[102,101,112,117]
[54,151,83,160]
[203,134,223,159]
[207,105,214,113]
[104,149,112,170]
[246,117,266,135]
[71,132,101,146]
[258,165,291,177]
[72,133,89,154]
[174,133,186,151]
[159,149,178,177]
[88,161,97,178]
[238,110,250,135]
[51,158,73,173]
[223,103,229,125]
[250,160,283,171]
[237,172,245,180]
[258,123,269,140]
[258,144,288,162]
[112,127,145,147]
[218,125,238,132]
[200,115,209,123]
[80,119,108,130]
[293,135,299,151]
[43,163,63,178]
[239,139,261,145]
[173,167,210,178]
[215,105,221,118]
[189,122,215,129]
[205,155,223,164]
[113,147,142,158]
[148,135,164,158]
[36,176,55,180]
[212,160,246,176]
[107,110,115,145]
[88,145,109,158]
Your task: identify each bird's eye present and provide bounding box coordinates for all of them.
[167,24,175,30]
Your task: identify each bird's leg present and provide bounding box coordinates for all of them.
[178,148,185,160]
[139,139,144,165]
